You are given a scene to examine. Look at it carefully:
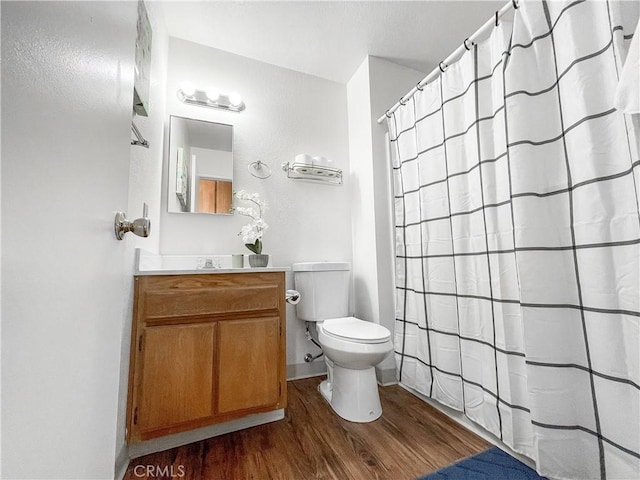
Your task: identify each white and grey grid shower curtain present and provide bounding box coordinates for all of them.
[388,1,639,479]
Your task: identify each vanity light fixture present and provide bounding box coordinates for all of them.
[178,81,245,112]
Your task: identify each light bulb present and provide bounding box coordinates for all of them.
[229,92,242,107]
[205,86,219,102]
[180,81,195,97]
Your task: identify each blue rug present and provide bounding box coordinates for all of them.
[417,447,547,480]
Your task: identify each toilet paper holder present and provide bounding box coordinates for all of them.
[285,290,300,305]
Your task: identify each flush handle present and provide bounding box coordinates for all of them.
[114,203,151,240]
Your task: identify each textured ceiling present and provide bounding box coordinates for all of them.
[158,1,506,84]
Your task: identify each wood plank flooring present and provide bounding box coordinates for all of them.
[124,376,490,480]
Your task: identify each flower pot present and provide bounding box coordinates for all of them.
[248,254,269,268]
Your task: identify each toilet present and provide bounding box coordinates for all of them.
[292,262,393,423]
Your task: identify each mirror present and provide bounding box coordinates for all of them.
[167,115,233,214]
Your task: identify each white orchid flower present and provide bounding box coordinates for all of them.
[235,206,260,219]
[234,191,268,254]
[254,218,268,230]
[241,231,260,244]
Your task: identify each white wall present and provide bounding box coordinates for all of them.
[192,147,233,180]
[1,2,138,478]
[114,2,169,476]
[161,37,353,369]
[347,60,378,324]
[127,3,168,256]
[347,56,426,380]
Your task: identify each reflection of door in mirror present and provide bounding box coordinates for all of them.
[197,179,232,214]
[167,116,233,215]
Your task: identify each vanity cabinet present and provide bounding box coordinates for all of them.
[126,272,286,443]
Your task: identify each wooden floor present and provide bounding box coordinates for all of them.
[124,376,490,480]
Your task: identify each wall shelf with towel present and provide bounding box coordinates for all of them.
[281,162,343,185]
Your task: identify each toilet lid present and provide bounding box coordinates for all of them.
[322,317,391,344]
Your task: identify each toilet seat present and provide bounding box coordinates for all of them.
[321,317,391,344]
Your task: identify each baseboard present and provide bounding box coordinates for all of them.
[128,409,284,459]
[287,363,396,385]
[287,361,327,380]
[375,366,398,386]
[114,445,129,480]
[399,383,537,471]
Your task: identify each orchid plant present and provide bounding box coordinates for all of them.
[233,190,268,255]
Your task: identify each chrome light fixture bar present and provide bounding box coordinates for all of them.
[177,82,245,112]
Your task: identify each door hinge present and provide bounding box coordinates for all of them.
[138,335,143,352]
[133,407,138,425]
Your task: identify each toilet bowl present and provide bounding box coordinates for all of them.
[292,262,393,423]
[316,317,392,422]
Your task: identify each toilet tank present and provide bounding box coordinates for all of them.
[292,262,350,321]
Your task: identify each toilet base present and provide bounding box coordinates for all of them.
[318,364,382,423]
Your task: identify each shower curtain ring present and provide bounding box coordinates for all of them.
[399,96,407,106]
[512,0,519,9]
[439,62,447,73]
[385,110,392,118]
[495,11,499,27]
[464,38,473,51]
[416,82,424,91]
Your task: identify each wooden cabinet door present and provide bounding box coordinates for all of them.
[136,323,215,435]
[215,180,232,213]
[127,272,286,443]
[197,179,217,213]
[197,179,232,213]
[217,317,281,414]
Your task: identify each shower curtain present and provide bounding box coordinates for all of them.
[388,1,639,479]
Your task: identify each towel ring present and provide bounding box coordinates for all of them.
[248,160,272,179]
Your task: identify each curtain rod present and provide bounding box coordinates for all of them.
[376,0,518,125]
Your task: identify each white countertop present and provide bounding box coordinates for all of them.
[135,266,290,276]
[134,248,290,275]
